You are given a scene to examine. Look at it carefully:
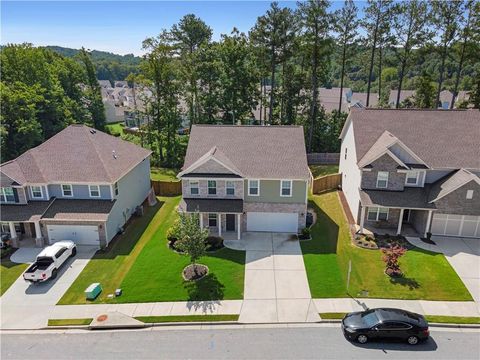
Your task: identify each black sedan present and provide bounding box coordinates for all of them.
[342,308,429,345]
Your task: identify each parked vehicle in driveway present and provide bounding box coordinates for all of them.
[342,308,429,345]
[23,241,77,283]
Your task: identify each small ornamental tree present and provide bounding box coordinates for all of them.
[381,245,407,277]
[175,212,208,272]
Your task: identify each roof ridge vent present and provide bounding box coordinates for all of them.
[112,150,117,159]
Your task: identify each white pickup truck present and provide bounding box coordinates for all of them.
[23,241,77,283]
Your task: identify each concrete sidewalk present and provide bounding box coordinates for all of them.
[314,298,480,318]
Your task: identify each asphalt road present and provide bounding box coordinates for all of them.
[2,325,480,360]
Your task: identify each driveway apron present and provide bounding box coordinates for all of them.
[239,232,319,323]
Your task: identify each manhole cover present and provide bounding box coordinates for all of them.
[97,314,108,322]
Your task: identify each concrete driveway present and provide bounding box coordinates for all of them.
[1,246,97,329]
[431,236,480,302]
[238,232,319,323]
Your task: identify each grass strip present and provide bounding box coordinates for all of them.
[319,312,347,319]
[48,318,93,326]
[319,313,480,325]
[135,314,239,323]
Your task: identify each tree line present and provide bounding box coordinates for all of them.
[2,1,479,167]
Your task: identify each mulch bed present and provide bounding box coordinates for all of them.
[354,234,414,251]
[182,264,208,281]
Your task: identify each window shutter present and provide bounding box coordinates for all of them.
[13,188,19,203]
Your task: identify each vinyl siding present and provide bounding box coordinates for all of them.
[48,184,111,200]
[243,179,307,204]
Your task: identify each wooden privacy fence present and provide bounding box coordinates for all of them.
[151,180,182,196]
[312,173,342,194]
[307,152,340,165]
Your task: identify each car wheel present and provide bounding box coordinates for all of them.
[357,335,368,344]
[71,247,77,257]
[407,336,419,345]
[51,269,58,280]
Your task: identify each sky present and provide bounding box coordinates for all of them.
[1,1,354,56]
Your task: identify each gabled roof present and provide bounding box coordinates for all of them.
[428,169,480,203]
[179,146,243,177]
[182,125,310,180]
[0,125,151,185]
[345,109,480,170]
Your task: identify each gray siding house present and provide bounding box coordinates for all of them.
[339,108,480,239]
[0,125,152,248]
[178,125,310,239]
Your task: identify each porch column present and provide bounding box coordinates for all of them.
[8,222,17,239]
[424,210,433,237]
[397,208,405,235]
[359,206,366,234]
[8,222,18,248]
[33,221,44,247]
[199,213,203,229]
[218,213,222,237]
[237,213,241,240]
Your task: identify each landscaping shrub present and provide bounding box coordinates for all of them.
[205,236,224,251]
[381,245,407,277]
[166,220,181,248]
[299,227,311,240]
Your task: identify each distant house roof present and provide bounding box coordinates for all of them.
[350,92,379,108]
[182,125,310,180]
[389,90,415,106]
[0,125,151,185]
[345,108,480,170]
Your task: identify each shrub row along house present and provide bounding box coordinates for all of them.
[0,125,151,248]
[177,125,311,239]
[340,108,480,239]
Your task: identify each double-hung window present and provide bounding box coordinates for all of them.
[367,207,389,221]
[89,185,100,198]
[226,181,235,196]
[376,172,389,188]
[208,213,217,227]
[190,180,199,195]
[280,180,292,197]
[248,180,259,196]
[208,180,217,195]
[405,171,419,186]
[1,187,15,202]
[31,186,43,199]
[61,184,73,197]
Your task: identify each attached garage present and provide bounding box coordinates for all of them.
[431,214,480,238]
[47,224,100,246]
[247,212,298,233]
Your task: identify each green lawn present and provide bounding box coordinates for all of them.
[105,122,124,136]
[1,257,28,296]
[150,167,179,181]
[302,192,472,301]
[136,315,239,323]
[48,318,93,326]
[58,196,245,304]
[318,313,480,325]
[309,165,339,178]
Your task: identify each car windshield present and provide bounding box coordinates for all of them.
[361,311,380,327]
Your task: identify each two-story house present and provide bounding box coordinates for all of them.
[178,125,311,239]
[0,124,152,249]
[339,108,480,239]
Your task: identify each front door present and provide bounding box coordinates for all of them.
[226,214,235,232]
[402,209,410,223]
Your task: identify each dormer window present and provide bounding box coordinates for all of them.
[61,184,73,197]
[405,171,419,186]
[376,172,389,189]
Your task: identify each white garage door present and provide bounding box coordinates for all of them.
[47,225,100,246]
[247,212,298,233]
[431,214,480,238]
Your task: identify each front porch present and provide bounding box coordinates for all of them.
[199,212,243,240]
[1,221,43,248]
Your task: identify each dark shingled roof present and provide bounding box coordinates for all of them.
[360,188,436,210]
[41,199,115,221]
[349,108,480,170]
[180,198,243,213]
[183,125,310,180]
[0,201,53,222]
[0,124,151,185]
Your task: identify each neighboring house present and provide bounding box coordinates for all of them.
[388,90,416,108]
[0,125,152,249]
[389,89,470,109]
[350,92,379,108]
[339,108,480,239]
[319,87,352,113]
[178,125,311,239]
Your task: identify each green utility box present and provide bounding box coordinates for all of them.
[85,283,102,300]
